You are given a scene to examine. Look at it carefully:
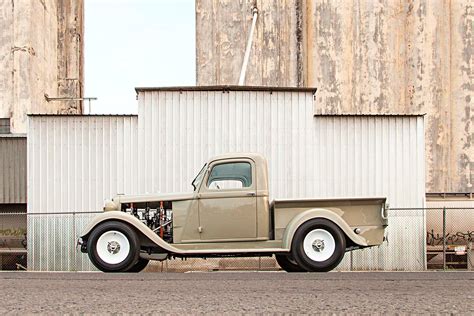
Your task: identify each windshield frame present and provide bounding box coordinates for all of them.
[191,163,207,191]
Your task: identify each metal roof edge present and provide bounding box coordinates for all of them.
[135,85,317,94]
[426,192,473,198]
[27,114,138,117]
[314,113,426,117]
[0,133,27,138]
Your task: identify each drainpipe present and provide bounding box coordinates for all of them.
[238,6,258,86]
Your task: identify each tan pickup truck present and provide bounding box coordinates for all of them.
[78,153,388,272]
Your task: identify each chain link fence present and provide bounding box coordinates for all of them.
[0,208,472,271]
[0,212,26,270]
[425,207,473,270]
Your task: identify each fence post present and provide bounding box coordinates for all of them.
[442,207,446,271]
[350,251,353,271]
[72,211,76,272]
[468,241,473,271]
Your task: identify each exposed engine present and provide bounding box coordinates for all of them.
[121,201,173,243]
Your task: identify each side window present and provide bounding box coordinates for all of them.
[207,162,252,190]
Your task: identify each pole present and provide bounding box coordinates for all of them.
[238,7,258,86]
[442,207,446,270]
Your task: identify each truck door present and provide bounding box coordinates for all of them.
[198,159,257,241]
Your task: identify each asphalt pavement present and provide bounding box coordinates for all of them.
[0,271,473,314]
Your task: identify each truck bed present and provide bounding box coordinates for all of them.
[271,197,387,246]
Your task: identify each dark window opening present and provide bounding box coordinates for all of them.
[0,118,11,134]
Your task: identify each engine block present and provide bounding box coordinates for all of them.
[121,201,173,243]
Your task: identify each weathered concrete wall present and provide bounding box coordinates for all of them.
[196,0,473,193]
[0,0,83,133]
[196,0,301,86]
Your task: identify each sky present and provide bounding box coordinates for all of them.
[84,0,195,114]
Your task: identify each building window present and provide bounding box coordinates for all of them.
[0,118,10,134]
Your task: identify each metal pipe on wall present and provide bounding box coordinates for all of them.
[238,6,258,86]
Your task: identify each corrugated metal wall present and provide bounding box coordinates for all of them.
[0,136,27,204]
[196,0,473,194]
[137,89,426,271]
[27,115,138,271]
[137,90,425,207]
[27,90,426,271]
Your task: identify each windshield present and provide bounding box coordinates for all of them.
[191,164,207,191]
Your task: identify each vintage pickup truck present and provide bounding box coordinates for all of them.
[78,153,388,272]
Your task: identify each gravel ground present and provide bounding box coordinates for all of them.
[0,271,473,314]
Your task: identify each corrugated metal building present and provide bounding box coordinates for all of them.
[27,115,138,271]
[27,87,426,271]
[0,135,27,205]
[0,134,27,269]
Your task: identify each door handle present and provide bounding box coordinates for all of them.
[246,192,256,197]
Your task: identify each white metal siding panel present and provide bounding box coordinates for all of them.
[0,137,27,204]
[138,91,424,205]
[27,115,138,271]
[138,90,425,270]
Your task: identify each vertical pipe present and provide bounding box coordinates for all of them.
[238,7,258,86]
[442,207,446,270]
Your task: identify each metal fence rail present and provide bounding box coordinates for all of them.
[0,208,472,271]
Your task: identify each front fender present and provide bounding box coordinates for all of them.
[80,211,182,254]
[282,208,368,250]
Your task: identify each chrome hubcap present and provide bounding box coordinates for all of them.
[107,241,121,254]
[312,239,325,252]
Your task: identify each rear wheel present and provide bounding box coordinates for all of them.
[87,221,140,272]
[275,254,306,272]
[291,219,346,272]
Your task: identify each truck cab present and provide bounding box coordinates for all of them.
[189,154,270,242]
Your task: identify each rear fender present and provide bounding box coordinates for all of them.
[282,208,368,249]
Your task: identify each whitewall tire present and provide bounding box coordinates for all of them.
[292,219,346,272]
[87,221,140,272]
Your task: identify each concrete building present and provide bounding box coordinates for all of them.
[196,0,473,194]
[0,0,84,269]
[0,0,84,133]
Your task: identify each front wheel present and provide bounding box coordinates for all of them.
[291,219,346,272]
[275,254,307,272]
[87,221,140,272]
